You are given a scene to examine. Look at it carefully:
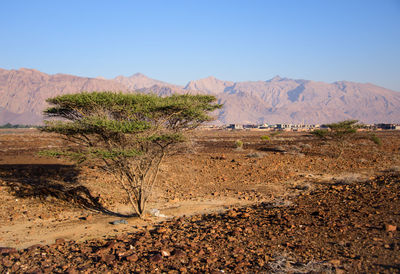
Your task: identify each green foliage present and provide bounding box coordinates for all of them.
[235,140,244,149]
[41,91,222,217]
[38,150,87,163]
[260,135,271,141]
[310,129,329,139]
[45,92,221,127]
[0,123,35,129]
[269,131,282,137]
[39,148,141,162]
[369,133,382,146]
[311,120,381,158]
[260,131,282,142]
[326,120,358,138]
[312,120,359,140]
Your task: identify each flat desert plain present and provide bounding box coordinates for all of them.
[0,129,399,272]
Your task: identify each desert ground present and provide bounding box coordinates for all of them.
[0,128,399,273]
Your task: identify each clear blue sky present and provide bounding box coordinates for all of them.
[1,0,399,91]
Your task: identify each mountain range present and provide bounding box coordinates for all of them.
[1,68,399,125]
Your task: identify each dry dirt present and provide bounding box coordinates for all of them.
[0,128,399,272]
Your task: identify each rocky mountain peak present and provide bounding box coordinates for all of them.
[130,72,147,78]
[184,76,234,94]
[268,75,284,82]
[1,68,399,125]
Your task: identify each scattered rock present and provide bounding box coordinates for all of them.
[0,247,17,255]
[329,259,341,266]
[101,254,116,264]
[110,219,128,225]
[150,209,168,218]
[126,254,139,262]
[149,253,163,262]
[385,224,397,232]
[55,238,65,245]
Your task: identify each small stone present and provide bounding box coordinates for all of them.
[27,244,42,251]
[2,258,14,268]
[66,268,79,274]
[55,238,65,245]
[79,215,93,221]
[150,253,163,262]
[161,250,171,257]
[101,254,115,264]
[126,254,138,262]
[329,259,341,266]
[172,249,185,258]
[169,197,180,203]
[0,247,17,255]
[228,210,238,217]
[38,213,50,219]
[385,224,397,232]
[110,219,128,225]
[228,236,236,242]
[85,215,93,221]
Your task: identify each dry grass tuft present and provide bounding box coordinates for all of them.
[268,255,335,273]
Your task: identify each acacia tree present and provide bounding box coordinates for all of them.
[311,120,381,158]
[42,91,222,217]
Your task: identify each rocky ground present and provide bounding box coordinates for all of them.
[0,129,399,272]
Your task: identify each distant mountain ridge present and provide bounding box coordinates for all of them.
[0,68,399,125]
[114,73,183,90]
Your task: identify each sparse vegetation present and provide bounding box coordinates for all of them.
[235,139,244,149]
[269,131,282,137]
[369,133,382,146]
[41,91,222,217]
[311,120,359,141]
[260,131,282,142]
[0,123,36,129]
[310,129,329,139]
[260,135,271,141]
[311,120,381,158]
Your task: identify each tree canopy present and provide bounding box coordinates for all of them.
[311,120,381,158]
[42,91,222,216]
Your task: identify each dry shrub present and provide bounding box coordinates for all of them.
[334,173,368,185]
[235,140,244,149]
[268,255,335,273]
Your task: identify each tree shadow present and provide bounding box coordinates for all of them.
[0,164,136,217]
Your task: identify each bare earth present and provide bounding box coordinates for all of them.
[0,129,399,272]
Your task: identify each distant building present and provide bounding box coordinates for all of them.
[227,124,244,130]
[376,123,400,130]
[258,124,270,130]
[275,124,317,131]
[276,124,292,130]
[243,124,258,129]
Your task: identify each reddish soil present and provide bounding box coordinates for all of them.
[0,128,399,272]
